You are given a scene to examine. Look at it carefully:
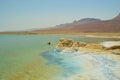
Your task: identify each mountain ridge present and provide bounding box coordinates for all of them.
[34,13,120,33]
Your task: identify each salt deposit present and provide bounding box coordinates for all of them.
[101,41,120,48]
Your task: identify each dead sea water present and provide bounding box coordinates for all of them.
[0,34,119,80]
[41,50,120,80]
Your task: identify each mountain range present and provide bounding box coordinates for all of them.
[31,13,120,33]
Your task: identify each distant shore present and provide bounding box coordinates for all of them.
[0,31,120,41]
[0,31,120,35]
[84,35,120,38]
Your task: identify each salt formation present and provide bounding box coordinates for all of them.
[56,38,120,54]
[101,41,120,50]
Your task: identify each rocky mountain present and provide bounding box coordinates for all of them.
[77,18,101,23]
[54,18,102,28]
[32,13,120,33]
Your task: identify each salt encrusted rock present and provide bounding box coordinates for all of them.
[56,39,120,53]
[71,42,87,50]
[72,42,87,47]
[57,38,74,47]
[107,46,120,50]
[101,41,120,50]
[85,43,104,49]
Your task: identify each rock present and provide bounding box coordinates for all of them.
[71,42,87,50]
[72,42,87,47]
[56,39,120,54]
[85,43,104,49]
[106,46,120,50]
[56,39,87,51]
[47,42,51,45]
[57,38,74,48]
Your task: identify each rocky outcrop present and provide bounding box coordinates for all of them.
[71,42,87,51]
[56,39,103,50]
[107,46,120,50]
[56,39,87,50]
[56,39,73,50]
[56,39,120,54]
[85,43,104,49]
[101,41,120,50]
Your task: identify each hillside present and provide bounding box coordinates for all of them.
[32,13,120,33]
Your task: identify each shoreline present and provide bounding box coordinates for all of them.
[0,32,120,40]
[54,39,120,80]
[56,39,120,55]
[84,35,120,39]
[59,50,120,80]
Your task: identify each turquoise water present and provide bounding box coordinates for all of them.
[41,50,83,77]
[0,34,118,80]
[41,50,120,80]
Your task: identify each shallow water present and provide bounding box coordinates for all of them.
[41,50,83,77]
[0,34,119,80]
[41,50,120,80]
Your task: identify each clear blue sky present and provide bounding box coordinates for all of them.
[0,0,120,31]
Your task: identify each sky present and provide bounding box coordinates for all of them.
[0,0,120,31]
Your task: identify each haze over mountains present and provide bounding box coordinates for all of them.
[32,13,120,33]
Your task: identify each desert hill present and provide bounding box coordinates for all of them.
[32,13,120,33]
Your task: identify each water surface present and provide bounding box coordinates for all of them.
[0,34,119,80]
